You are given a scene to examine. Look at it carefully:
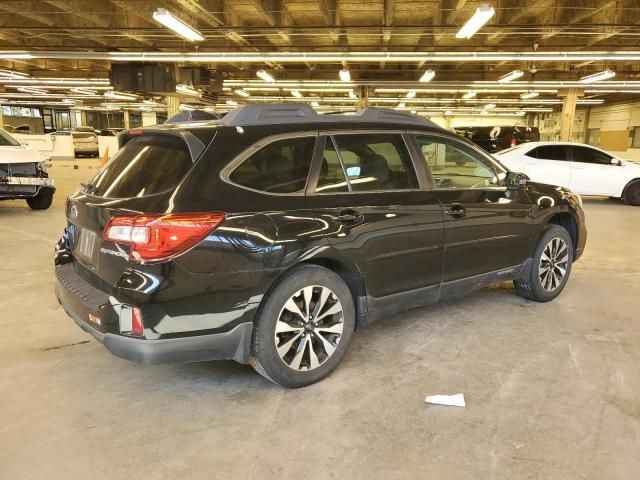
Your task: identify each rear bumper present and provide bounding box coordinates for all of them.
[55,262,253,364]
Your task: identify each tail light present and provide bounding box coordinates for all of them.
[103,212,225,263]
[511,137,517,147]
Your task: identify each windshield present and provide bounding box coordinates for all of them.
[0,129,20,146]
[86,135,193,198]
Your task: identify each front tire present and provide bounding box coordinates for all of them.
[26,188,53,210]
[250,265,355,388]
[514,225,573,302]
[622,180,640,206]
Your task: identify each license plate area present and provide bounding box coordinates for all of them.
[74,227,99,265]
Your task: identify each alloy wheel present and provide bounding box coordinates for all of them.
[538,237,569,292]
[274,285,344,371]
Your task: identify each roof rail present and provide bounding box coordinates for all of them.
[220,104,439,128]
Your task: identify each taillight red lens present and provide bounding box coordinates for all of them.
[511,138,517,147]
[131,307,144,336]
[104,212,225,262]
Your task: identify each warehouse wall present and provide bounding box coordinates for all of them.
[428,115,527,129]
[586,101,640,160]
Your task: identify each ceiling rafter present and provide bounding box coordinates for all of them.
[487,0,556,42]
[248,0,291,43]
[541,1,616,40]
[446,0,467,25]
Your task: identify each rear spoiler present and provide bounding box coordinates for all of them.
[117,128,213,163]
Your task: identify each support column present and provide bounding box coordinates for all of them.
[357,86,370,110]
[558,88,582,141]
[123,110,130,129]
[0,103,4,129]
[166,95,180,117]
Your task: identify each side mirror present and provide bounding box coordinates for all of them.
[611,158,622,166]
[506,171,529,189]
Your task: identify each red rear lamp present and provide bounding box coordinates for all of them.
[104,212,225,263]
[511,137,517,147]
[131,307,143,336]
[119,305,144,336]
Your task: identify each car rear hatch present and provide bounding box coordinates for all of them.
[72,132,97,145]
[65,128,216,287]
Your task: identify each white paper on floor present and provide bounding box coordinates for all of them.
[424,393,466,407]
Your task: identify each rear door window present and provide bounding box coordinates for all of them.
[331,133,418,191]
[229,136,315,194]
[529,145,568,161]
[88,135,193,198]
[572,146,612,165]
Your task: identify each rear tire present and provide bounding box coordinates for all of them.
[250,265,355,388]
[514,225,573,302]
[26,189,53,210]
[622,180,640,206]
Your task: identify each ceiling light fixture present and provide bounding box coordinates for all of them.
[234,89,250,97]
[71,87,97,95]
[104,90,139,100]
[226,100,238,106]
[349,90,357,99]
[406,90,416,98]
[462,91,477,99]
[398,102,406,108]
[456,4,495,39]
[485,103,496,109]
[339,69,351,82]
[310,101,320,108]
[579,69,616,83]
[520,91,539,99]
[175,84,200,96]
[152,8,204,42]
[256,69,275,82]
[419,70,436,82]
[290,89,303,98]
[0,69,29,78]
[498,70,525,83]
[17,86,48,94]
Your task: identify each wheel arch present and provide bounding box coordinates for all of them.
[546,212,578,250]
[621,177,640,198]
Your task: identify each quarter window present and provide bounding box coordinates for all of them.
[331,134,418,191]
[229,136,315,193]
[414,135,503,189]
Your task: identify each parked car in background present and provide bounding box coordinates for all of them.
[96,128,123,137]
[455,125,540,153]
[5,124,32,134]
[71,130,99,156]
[0,128,55,209]
[55,105,586,388]
[74,126,97,133]
[495,141,640,205]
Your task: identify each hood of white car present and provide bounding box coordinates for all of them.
[0,144,41,164]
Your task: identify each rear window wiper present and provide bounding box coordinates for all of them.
[81,181,98,194]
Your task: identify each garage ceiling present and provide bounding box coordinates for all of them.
[0,0,639,113]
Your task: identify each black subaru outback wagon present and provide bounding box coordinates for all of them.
[55,105,586,387]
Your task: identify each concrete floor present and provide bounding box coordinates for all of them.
[1,160,639,480]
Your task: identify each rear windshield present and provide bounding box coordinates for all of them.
[0,129,20,146]
[87,135,192,198]
[72,132,96,139]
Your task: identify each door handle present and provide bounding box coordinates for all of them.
[445,205,467,219]
[331,209,363,223]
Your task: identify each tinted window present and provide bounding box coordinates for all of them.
[529,145,567,161]
[332,134,418,191]
[88,135,193,198]
[316,137,348,193]
[414,135,503,189]
[230,136,315,193]
[0,129,20,146]
[572,146,612,165]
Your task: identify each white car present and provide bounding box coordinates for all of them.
[495,141,640,206]
[0,128,55,209]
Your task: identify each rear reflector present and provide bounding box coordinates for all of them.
[104,212,225,263]
[120,305,144,336]
[511,137,517,147]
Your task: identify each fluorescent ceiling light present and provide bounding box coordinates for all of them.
[419,70,436,82]
[71,87,97,95]
[290,89,303,98]
[349,90,357,99]
[485,103,496,109]
[406,90,416,98]
[516,111,526,116]
[445,110,453,116]
[104,90,138,100]
[17,86,47,94]
[339,69,351,82]
[498,70,524,83]
[152,8,204,42]
[310,101,320,108]
[234,89,250,97]
[579,69,616,83]
[176,84,200,96]
[462,91,477,99]
[0,69,29,78]
[456,4,495,39]
[257,69,275,82]
[520,91,539,99]
[226,100,238,106]
[398,102,406,108]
